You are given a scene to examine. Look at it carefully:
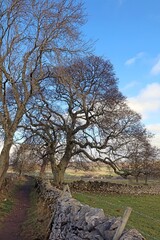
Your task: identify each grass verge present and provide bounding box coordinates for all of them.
[73,192,160,240]
[20,188,52,240]
[0,198,13,227]
[0,181,15,228]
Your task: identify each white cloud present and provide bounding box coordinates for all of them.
[147,124,160,133]
[150,58,160,76]
[0,141,16,155]
[121,81,138,91]
[127,82,160,119]
[147,124,160,147]
[150,134,160,148]
[127,83,160,147]
[125,58,136,66]
[0,141,3,153]
[125,52,145,66]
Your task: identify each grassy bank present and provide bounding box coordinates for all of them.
[73,192,160,240]
[21,186,52,240]
[0,197,13,228]
[0,180,15,228]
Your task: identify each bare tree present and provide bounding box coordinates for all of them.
[23,55,157,185]
[0,0,87,188]
[142,143,158,184]
[120,128,160,184]
[11,143,38,176]
[71,101,151,178]
[24,56,130,185]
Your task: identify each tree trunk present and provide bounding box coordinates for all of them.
[50,140,73,185]
[135,175,139,183]
[0,141,12,189]
[39,159,49,177]
[53,166,65,186]
[39,164,46,178]
[144,174,148,185]
[18,168,22,177]
[50,158,66,186]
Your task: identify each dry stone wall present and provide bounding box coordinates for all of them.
[70,180,160,195]
[37,180,145,240]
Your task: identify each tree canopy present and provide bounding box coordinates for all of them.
[21,55,156,184]
[0,0,87,188]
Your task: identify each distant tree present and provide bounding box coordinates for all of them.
[152,153,160,179]
[121,132,158,184]
[11,144,37,176]
[0,0,86,188]
[142,145,160,184]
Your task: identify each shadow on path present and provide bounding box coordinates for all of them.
[0,177,34,240]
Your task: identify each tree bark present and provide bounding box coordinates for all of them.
[50,156,67,186]
[53,166,65,186]
[39,158,49,177]
[135,175,139,183]
[50,137,73,185]
[0,141,12,189]
[50,159,65,186]
[144,174,148,185]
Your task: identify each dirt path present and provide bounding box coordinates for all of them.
[0,178,34,240]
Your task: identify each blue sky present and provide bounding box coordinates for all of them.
[83,0,160,147]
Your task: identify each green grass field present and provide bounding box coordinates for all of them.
[73,192,160,240]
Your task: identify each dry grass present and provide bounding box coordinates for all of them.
[0,178,16,228]
[0,196,13,228]
[64,165,115,182]
[20,190,52,240]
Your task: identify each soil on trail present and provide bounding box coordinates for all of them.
[0,178,34,240]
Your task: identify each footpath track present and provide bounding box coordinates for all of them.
[0,178,34,240]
